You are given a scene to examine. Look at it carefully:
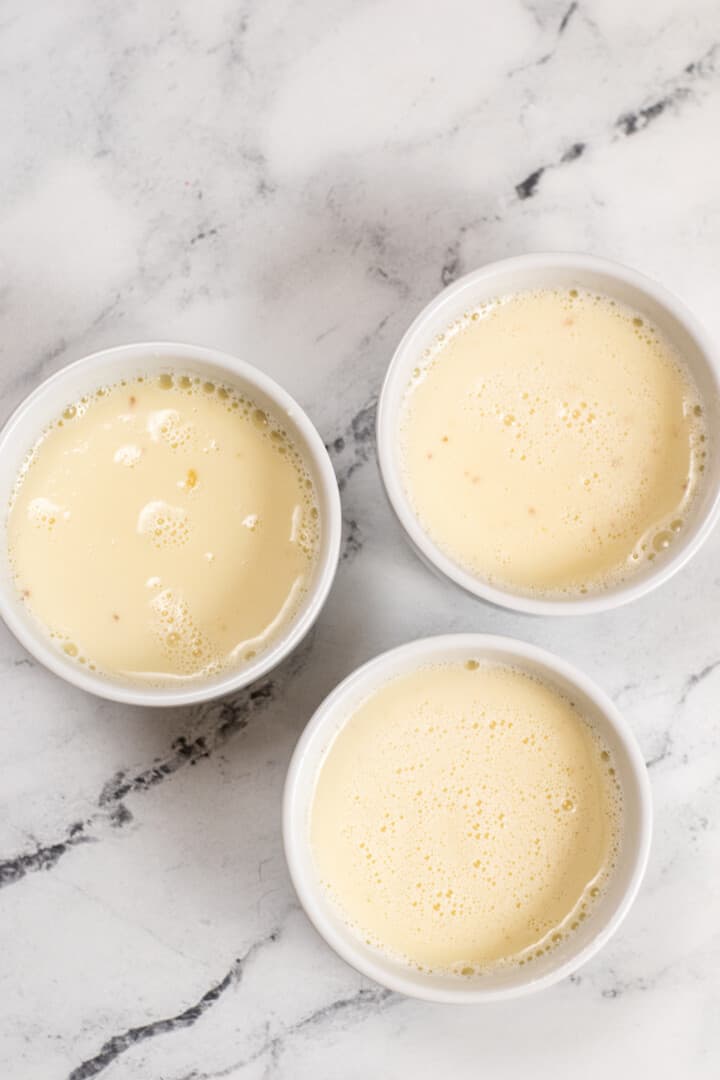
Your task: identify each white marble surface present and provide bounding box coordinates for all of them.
[1,0,720,1076]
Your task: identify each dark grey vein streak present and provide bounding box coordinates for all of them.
[599,967,652,1000]
[646,657,720,766]
[66,932,279,1080]
[224,986,395,1076]
[439,218,499,287]
[678,658,720,707]
[515,142,586,200]
[0,822,91,887]
[326,396,381,563]
[685,43,720,77]
[616,39,718,138]
[293,985,394,1033]
[342,516,364,562]
[615,89,690,137]
[516,165,546,200]
[508,0,579,76]
[0,680,277,890]
[441,248,462,287]
[558,2,578,36]
[189,226,220,245]
[326,397,378,493]
[98,682,275,808]
[514,40,719,202]
[646,730,673,770]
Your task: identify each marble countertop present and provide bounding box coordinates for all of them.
[2,1,720,1076]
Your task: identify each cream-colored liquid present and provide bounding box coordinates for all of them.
[400,288,707,595]
[311,662,622,974]
[8,374,319,683]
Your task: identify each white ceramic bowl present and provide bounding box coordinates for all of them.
[284,633,652,1003]
[377,253,720,615]
[0,342,342,706]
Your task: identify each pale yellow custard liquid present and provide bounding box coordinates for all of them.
[311,662,622,975]
[400,288,708,596]
[7,374,319,683]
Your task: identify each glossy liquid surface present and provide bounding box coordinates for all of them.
[8,375,319,683]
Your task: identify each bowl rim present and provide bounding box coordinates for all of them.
[0,340,342,707]
[283,632,653,1003]
[376,251,720,616]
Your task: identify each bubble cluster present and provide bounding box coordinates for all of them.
[150,588,220,676]
[146,408,195,451]
[136,500,190,549]
[113,443,142,467]
[42,626,95,669]
[27,497,64,531]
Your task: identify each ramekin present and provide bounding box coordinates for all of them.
[377,253,720,615]
[283,633,652,1003]
[0,342,342,706]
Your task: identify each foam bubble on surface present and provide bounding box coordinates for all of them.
[146,408,195,451]
[113,443,142,467]
[149,588,219,676]
[27,497,63,531]
[136,500,190,549]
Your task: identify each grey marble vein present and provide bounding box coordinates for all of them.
[326,397,378,494]
[509,0,583,76]
[677,657,720,707]
[515,40,719,202]
[66,931,280,1080]
[182,986,396,1080]
[0,672,282,889]
[0,822,93,888]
